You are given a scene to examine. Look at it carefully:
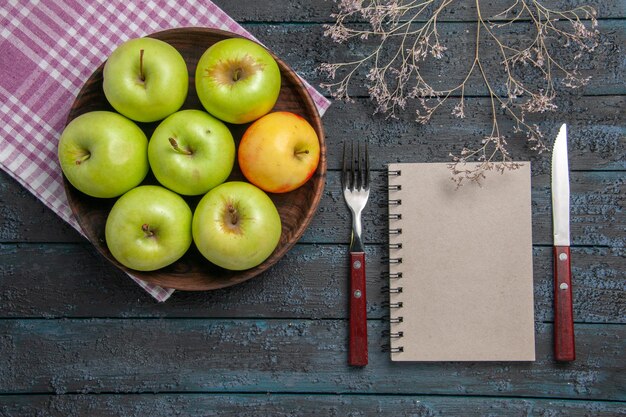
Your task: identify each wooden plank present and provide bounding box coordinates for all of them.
[0,170,79,243]
[0,320,623,399]
[0,244,623,322]
[1,168,624,245]
[319,96,626,172]
[213,0,626,22]
[244,21,626,96]
[0,393,624,416]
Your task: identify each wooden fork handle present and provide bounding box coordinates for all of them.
[349,251,368,366]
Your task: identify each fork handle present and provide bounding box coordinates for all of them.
[349,251,368,366]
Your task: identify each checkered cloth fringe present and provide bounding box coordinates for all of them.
[0,0,331,302]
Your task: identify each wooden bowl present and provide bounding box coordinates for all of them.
[63,27,326,291]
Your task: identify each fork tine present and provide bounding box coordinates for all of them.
[343,140,371,191]
[349,141,355,190]
[356,141,369,190]
[356,141,362,189]
[342,141,347,188]
[364,142,370,189]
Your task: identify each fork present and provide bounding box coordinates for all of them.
[342,140,370,366]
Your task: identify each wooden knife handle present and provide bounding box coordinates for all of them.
[349,251,368,366]
[554,246,575,362]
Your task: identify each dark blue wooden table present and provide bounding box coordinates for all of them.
[1,1,624,415]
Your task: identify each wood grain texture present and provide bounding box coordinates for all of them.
[1,394,625,417]
[554,246,576,362]
[1,244,624,322]
[318,96,626,172]
[63,27,326,291]
[0,319,623,399]
[244,21,626,97]
[349,251,368,366]
[213,0,626,22]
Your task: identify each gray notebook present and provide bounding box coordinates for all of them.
[387,162,535,361]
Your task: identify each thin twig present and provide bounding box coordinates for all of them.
[320,0,599,184]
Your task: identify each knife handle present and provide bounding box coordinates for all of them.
[349,251,368,366]
[554,246,575,362]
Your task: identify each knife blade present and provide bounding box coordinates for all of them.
[551,123,575,362]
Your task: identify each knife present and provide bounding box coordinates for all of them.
[551,123,575,362]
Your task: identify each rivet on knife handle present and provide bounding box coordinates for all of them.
[554,246,575,361]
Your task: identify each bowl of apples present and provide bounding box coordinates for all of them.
[58,28,326,291]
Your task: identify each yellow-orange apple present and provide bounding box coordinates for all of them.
[238,111,320,193]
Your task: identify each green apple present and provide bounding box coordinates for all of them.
[58,111,148,198]
[148,109,235,196]
[192,181,282,270]
[103,37,188,122]
[238,111,320,193]
[105,185,192,271]
[195,38,281,124]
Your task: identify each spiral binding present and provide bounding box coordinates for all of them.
[382,301,403,308]
[380,329,405,352]
[381,344,404,353]
[381,184,403,193]
[384,166,404,353]
[381,299,404,308]
[381,285,403,294]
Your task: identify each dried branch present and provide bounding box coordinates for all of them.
[320,0,599,184]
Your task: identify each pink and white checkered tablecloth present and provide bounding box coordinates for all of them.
[0,1,331,302]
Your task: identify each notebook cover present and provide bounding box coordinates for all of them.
[387,162,535,361]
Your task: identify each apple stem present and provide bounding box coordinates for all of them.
[169,137,193,155]
[142,223,155,238]
[139,49,145,82]
[227,204,239,225]
[295,149,310,158]
[232,68,242,82]
[75,152,91,165]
